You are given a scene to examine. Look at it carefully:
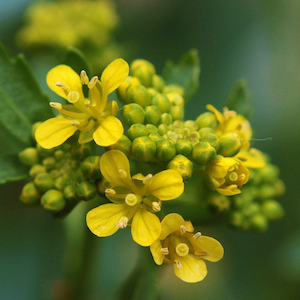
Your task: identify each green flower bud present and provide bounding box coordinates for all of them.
[54,150,65,161]
[192,142,216,166]
[163,84,184,96]
[76,181,97,201]
[196,112,218,129]
[242,203,260,217]
[29,164,46,179]
[198,127,216,138]
[127,124,149,140]
[19,147,39,166]
[20,182,41,206]
[81,156,101,179]
[117,76,141,103]
[41,189,66,212]
[175,138,193,156]
[149,133,164,144]
[259,184,276,199]
[152,94,171,113]
[63,185,78,201]
[156,140,176,161]
[158,124,168,135]
[259,164,280,182]
[152,74,165,92]
[184,120,198,131]
[218,132,242,157]
[274,179,285,197]
[261,200,285,221]
[189,131,200,140]
[50,169,61,179]
[122,103,145,126]
[54,176,68,191]
[131,136,156,162]
[131,60,155,87]
[166,93,184,107]
[145,105,161,125]
[107,135,132,157]
[147,88,158,98]
[62,143,72,153]
[125,85,152,107]
[159,113,173,125]
[201,133,220,151]
[208,195,230,213]
[167,154,193,181]
[34,172,54,192]
[71,144,92,160]
[36,144,55,157]
[42,156,56,171]
[250,213,268,233]
[170,106,184,121]
[228,211,247,229]
[146,124,158,134]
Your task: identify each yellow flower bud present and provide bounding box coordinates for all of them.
[34,172,54,192]
[198,127,215,138]
[131,136,156,161]
[158,124,169,135]
[159,113,173,125]
[152,93,171,113]
[63,185,77,201]
[163,84,184,95]
[201,133,220,151]
[152,74,165,92]
[261,200,285,221]
[122,103,145,126]
[131,60,155,87]
[149,133,164,144]
[20,182,41,206]
[19,147,39,166]
[127,124,149,140]
[170,106,184,121]
[175,138,193,156]
[117,76,141,103]
[126,85,152,107]
[192,142,216,166]
[167,155,193,181]
[156,140,176,161]
[145,105,161,125]
[146,124,158,134]
[42,156,56,171]
[41,189,66,213]
[218,132,242,157]
[184,120,198,131]
[81,156,101,180]
[196,112,218,129]
[107,135,132,157]
[76,181,97,201]
[29,164,46,179]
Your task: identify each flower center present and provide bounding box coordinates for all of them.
[125,193,141,206]
[175,243,189,257]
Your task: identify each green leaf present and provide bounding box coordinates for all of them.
[0,154,28,184]
[62,47,93,76]
[162,49,200,102]
[225,79,254,119]
[0,41,53,156]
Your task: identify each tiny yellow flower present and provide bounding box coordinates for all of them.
[205,155,250,196]
[35,59,129,149]
[86,150,184,246]
[150,213,224,283]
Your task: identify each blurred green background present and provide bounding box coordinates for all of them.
[1,0,300,299]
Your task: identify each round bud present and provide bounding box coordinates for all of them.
[261,200,285,221]
[42,157,56,171]
[228,211,247,229]
[76,181,97,201]
[218,132,242,157]
[259,164,280,183]
[167,155,193,181]
[184,120,198,132]
[107,135,132,157]
[50,169,61,179]
[131,60,155,87]
[175,138,193,156]
[126,85,152,107]
[198,127,216,138]
[41,189,66,212]
[158,124,168,135]
[54,150,65,161]
[163,84,184,95]
[122,103,145,126]
[146,124,158,134]
[117,76,141,103]
[156,140,176,161]
[149,133,164,144]
[152,74,165,92]
[166,93,184,107]
[207,195,230,214]
[250,213,268,233]
[159,113,173,125]
[127,124,149,140]
[19,147,39,166]
[152,94,171,113]
[54,176,68,191]
[71,144,92,160]
[201,133,220,151]
[63,185,78,201]
[20,182,41,205]
[34,172,54,192]
[81,156,101,180]
[131,136,156,162]
[29,164,46,179]
[192,142,216,166]
[170,106,184,121]
[147,88,158,98]
[196,112,218,129]
[145,106,161,125]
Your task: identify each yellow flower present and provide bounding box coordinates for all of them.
[86,150,184,246]
[206,104,252,151]
[35,59,129,149]
[150,213,224,283]
[205,155,250,196]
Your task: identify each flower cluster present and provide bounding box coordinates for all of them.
[18,56,285,283]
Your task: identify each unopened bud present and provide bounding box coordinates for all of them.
[42,156,56,171]
[201,133,220,151]
[192,142,216,166]
[198,127,216,138]
[108,135,132,157]
[250,213,268,233]
[261,200,285,221]
[146,124,158,134]
[156,140,176,161]
[34,172,54,192]
[152,94,170,113]
[122,103,145,126]
[19,147,39,166]
[145,105,161,125]
[163,84,184,96]
[127,124,149,141]
[228,211,248,229]
[196,112,218,129]
[131,60,155,87]
[131,136,156,162]
[208,195,230,213]
[76,181,97,201]
[167,155,193,181]
[218,132,242,157]
[149,133,164,144]
[29,164,46,179]
[41,189,66,212]
[63,185,78,201]
[54,176,68,191]
[159,113,173,125]
[175,138,193,156]
[54,150,65,161]
[20,182,41,205]
[81,156,101,179]
[152,74,165,92]
[184,120,198,131]
[117,76,141,103]
[126,85,152,107]
[166,93,184,107]
[71,144,92,160]
[158,124,169,135]
[170,106,184,121]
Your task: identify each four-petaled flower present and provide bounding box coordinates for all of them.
[35,58,129,149]
[150,213,224,283]
[86,150,184,246]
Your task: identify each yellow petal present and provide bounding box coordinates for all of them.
[146,170,184,201]
[93,116,123,147]
[190,236,224,262]
[150,239,164,265]
[160,213,185,240]
[101,58,129,95]
[206,104,224,124]
[35,117,77,149]
[46,65,84,100]
[216,186,241,196]
[173,254,207,283]
[235,151,265,168]
[100,150,133,189]
[86,203,134,237]
[131,205,161,246]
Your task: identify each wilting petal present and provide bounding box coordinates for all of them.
[173,254,208,283]
[93,116,123,147]
[35,117,77,149]
[46,65,84,100]
[146,170,184,201]
[150,239,164,265]
[131,205,161,246]
[160,213,185,240]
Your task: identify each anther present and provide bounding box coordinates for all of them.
[71,120,81,126]
[118,169,127,179]
[105,188,116,197]
[194,251,208,257]
[49,102,62,110]
[238,174,246,181]
[193,232,202,240]
[143,174,153,184]
[174,260,182,269]
[88,76,98,89]
[161,247,169,255]
[180,225,187,234]
[152,201,161,212]
[56,81,69,92]
[80,70,89,85]
[228,166,235,172]
[116,216,128,229]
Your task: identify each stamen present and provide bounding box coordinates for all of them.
[56,81,69,92]
[143,174,153,184]
[229,171,238,182]
[71,120,81,126]
[88,76,98,89]
[67,91,80,103]
[228,166,235,172]
[49,102,62,110]
[152,201,161,212]
[118,169,127,179]
[194,251,208,257]
[180,225,187,234]
[174,260,182,269]
[80,70,89,85]
[175,243,189,257]
[193,232,202,240]
[161,247,169,255]
[238,174,246,181]
[125,194,138,206]
[105,188,116,197]
[116,217,128,229]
